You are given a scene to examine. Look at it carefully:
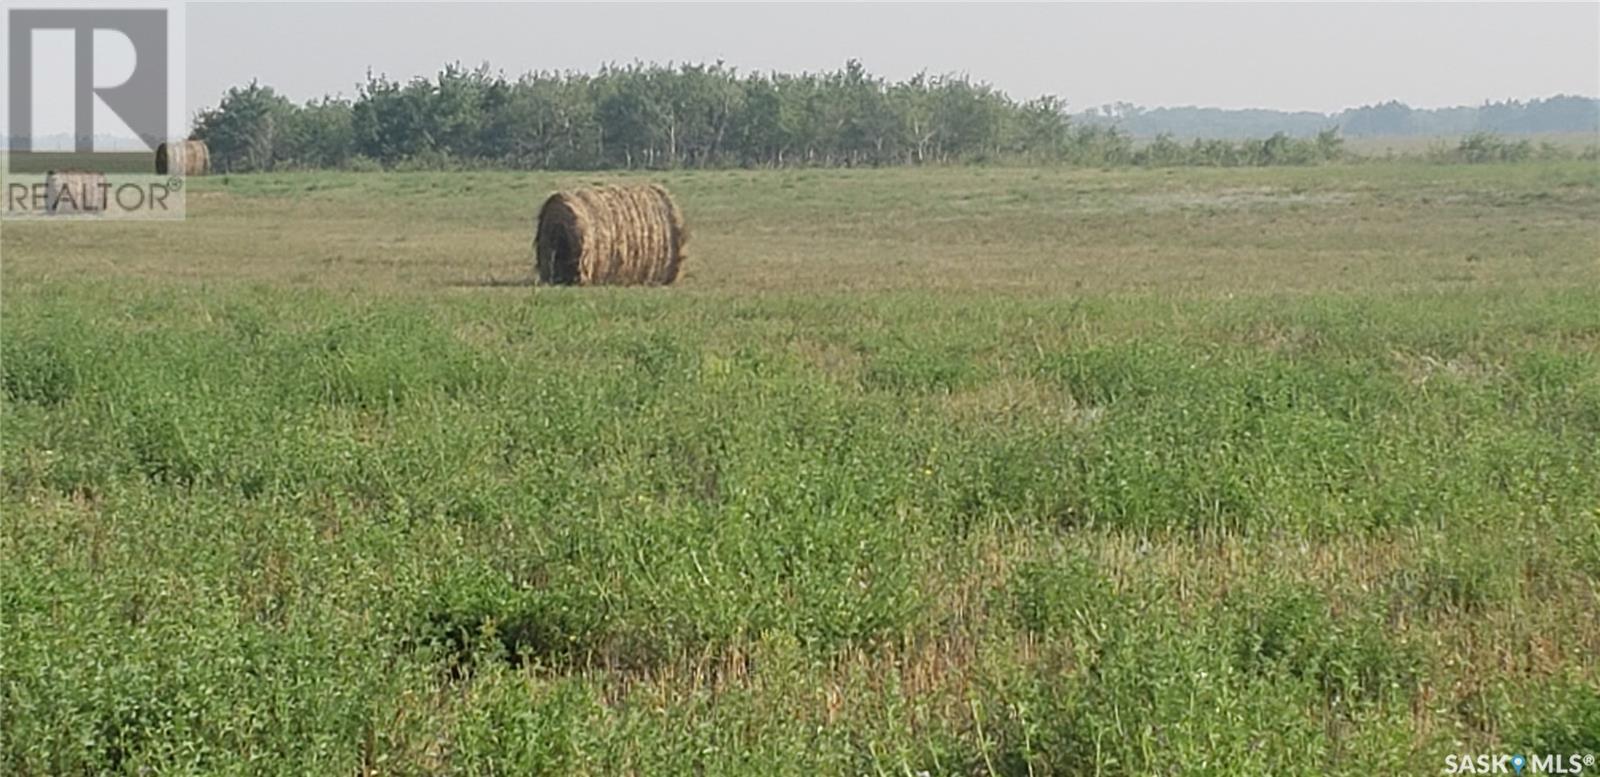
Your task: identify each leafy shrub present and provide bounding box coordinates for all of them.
[1434,132,1536,164]
[1228,585,1419,707]
[1387,539,1520,617]
[1008,551,1111,636]
[1511,682,1600,751]
[1,339,79,406]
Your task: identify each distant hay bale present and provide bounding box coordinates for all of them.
[155,139,210,176]
[534,184,688,286]
[44,170,107,214]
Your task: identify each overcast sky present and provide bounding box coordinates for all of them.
[184,2,1599,115]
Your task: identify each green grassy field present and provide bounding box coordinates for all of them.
[2,162,1598,774]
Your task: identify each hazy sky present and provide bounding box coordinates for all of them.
[183,2,1594,115]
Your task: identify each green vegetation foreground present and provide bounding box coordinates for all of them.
[2,162,1598,773]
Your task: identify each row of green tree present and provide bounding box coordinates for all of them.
[192,61,1360,172]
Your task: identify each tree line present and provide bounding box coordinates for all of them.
[194,61,1593,173]
[1078,96,1600,139]
[192,61,1358,173]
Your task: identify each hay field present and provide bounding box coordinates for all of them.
[2,162,1598,774]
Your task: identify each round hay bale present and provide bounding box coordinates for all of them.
[534,184,688,286]
[44,170,107,214]
[155,139,210,176]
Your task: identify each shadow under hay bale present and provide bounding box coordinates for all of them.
[534,184,688,286]
[155,139,210,176]
[44,171,107,214]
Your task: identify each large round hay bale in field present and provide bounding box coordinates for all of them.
[155,139,210,176]
[534,184,687,286]
[44,170,107,214]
